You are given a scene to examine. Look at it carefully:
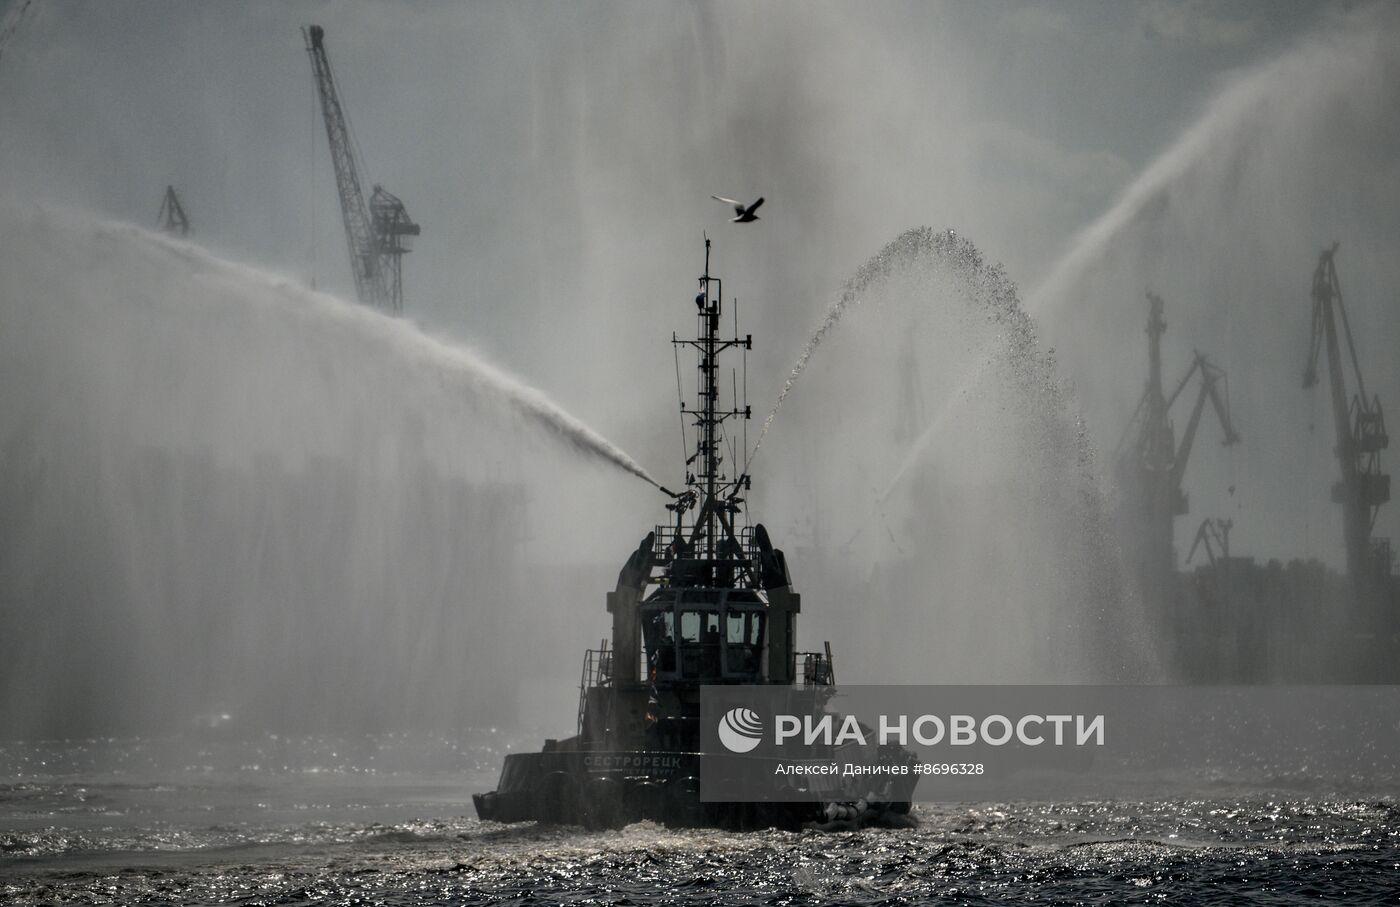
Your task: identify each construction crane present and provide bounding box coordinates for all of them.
[1118,293,1241,579]
[1303,243,1390,592]
[1186,517,1233,570]
[302,24,420,314]
[157,185,189,237]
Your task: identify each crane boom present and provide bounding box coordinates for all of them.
[303,25,419,313]
[303,25,380,309]
[1118,293,1240,580]
[1303,244,1390,588]
[1169,353,1239,491]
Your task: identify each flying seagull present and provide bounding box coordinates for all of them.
[712,195,764,223]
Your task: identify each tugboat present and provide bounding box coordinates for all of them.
[473,239,917,830]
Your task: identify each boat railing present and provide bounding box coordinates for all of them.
[577,639,611,734]
[650,523,762,586]
[796,649,835,687]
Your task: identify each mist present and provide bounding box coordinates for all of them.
[2,1,1398,736]
[0,206,662,736]
[1031,5,1400,568]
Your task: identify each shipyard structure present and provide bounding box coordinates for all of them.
[1118,246,1396,682]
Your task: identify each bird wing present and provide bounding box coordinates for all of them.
[745,197,765,215]
[711,195,744,214]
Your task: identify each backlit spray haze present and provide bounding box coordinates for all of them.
[1,1,1398,737]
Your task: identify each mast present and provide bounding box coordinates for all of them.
[671,238,752,570]
[602,237,802,691]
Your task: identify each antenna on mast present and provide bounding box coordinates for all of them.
[671,238,753,567]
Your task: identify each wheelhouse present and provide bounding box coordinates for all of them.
[640,592,767,683]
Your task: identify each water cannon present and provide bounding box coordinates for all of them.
[663,488,698,514]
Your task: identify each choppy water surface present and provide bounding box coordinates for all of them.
[3,735,1398,905]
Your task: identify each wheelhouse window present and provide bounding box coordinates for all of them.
[646,603,765,680]
[679,609,721,678]
[725,609,765,674]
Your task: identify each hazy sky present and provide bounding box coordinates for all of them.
[1,0,1395,568]
[0,1,1340,338]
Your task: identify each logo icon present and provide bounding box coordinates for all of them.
[717,707,764,753]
